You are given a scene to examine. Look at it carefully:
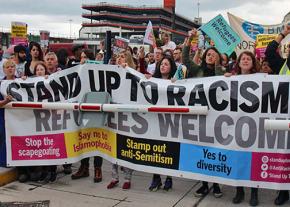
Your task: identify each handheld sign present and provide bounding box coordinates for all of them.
[200,14,241,55]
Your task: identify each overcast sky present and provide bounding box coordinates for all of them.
[0,0,289,38]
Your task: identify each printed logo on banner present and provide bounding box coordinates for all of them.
[116,134,180,169]
[242,21,264,39]
[179,144,252,180]
[251,152,290,183]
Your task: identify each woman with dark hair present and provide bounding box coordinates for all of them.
[183,29,224,199]
[56,48,69,70]
[152,56,177,79]
[20,42,44,182]
[221,53,230,72]
[225,51,260,206]
[197,47,223,77]
[80,49,95,64]
[148,56,177,191]
[260,59,273,74]
[24,42,43,76]
[234,51,258,75]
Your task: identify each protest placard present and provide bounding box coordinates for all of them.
[200,14,241,55]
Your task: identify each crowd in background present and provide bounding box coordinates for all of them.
[0,23,289,206]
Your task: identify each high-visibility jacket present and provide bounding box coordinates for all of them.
[279,60,290,75]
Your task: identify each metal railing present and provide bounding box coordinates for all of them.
[82,2,163,10]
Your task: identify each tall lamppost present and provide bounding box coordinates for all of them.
[197,0,200,18]
[68,19,72,39]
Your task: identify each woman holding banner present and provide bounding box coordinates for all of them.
[29,62,58,183]
[17,42,45,182]
[0,60,15,169]
[107,50,136,190]
[183,28,224,198]
[147,55,177,191]
[224,51,260,206]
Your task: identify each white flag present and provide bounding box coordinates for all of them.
[143,21,156,48]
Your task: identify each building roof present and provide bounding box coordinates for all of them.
[81,3,199,37]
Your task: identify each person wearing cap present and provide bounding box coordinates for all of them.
[14,44,27,78]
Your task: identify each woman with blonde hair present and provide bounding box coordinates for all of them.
[116,50,137,70]
[107,50,136,190]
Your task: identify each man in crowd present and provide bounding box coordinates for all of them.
[173,47,183,66]
[147,47,163,75]
[161,33,176,51]
[44,52,61,74]
[44,51,73,177]
[13,44,27,77]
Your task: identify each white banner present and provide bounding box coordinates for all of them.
[143,21,156,48]
[1,64,290,189]
[228,13,290,57]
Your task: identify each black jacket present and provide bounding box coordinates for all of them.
[265,40,290,74]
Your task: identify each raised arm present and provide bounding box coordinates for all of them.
[265,23,290,74]
[182,29,201,78]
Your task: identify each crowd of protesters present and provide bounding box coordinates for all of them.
[0,22,289,206]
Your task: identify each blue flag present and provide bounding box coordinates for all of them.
[200,14,241,55]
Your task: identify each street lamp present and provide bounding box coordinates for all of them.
[68,19,72,39]
[197,0,200,18]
